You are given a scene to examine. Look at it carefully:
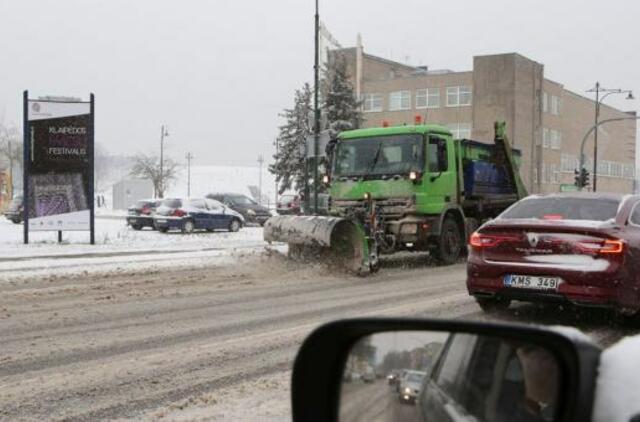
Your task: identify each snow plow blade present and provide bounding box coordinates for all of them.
[263,215,371,274]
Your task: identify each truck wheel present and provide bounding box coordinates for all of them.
[434,217,462,265]
[158,227,169,233]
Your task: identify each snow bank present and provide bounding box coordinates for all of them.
[593,335,640,422]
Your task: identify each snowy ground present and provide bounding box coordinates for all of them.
[0,216,279,281]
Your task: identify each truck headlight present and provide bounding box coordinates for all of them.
[404,387,412,394]
[247,209,256,216]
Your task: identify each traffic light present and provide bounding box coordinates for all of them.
[581,168,590,188]
[574,168,590,189]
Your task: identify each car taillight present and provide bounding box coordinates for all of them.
[141,206,151,215]
[172,209,186,217]
[576,239,625,255]
[469,232,518,248]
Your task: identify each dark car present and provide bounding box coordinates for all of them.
[467,192,640,317]
[276,194,301,215]
[206,193,271,226]
[4,195,23,224]
[418,332,560,421]
[126,199,161,230]
[153,198,244,234]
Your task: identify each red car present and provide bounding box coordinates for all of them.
[467,192,640,318]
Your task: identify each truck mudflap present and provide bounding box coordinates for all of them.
[263,215,373,274]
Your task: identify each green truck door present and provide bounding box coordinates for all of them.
[423,135,456,213]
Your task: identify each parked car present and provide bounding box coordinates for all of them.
[153,198,244,234]
[206,193,271,226]
[300,192,331,216]
[467,192,640,319]
[4,195,23,224]
[126,199,161,230]
[397,370,427,404]
[276,194,301,215]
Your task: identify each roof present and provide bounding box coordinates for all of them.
[339,124,451,139]
[531,192,630,201]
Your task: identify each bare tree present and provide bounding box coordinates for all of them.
[129,153,179,198]
[0,124,23,198]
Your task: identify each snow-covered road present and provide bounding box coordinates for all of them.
[0,250,637,421]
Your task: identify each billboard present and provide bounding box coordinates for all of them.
[23,92,94,242]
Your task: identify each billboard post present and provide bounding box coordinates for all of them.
[23,91,29,244]
[23,92,95,244]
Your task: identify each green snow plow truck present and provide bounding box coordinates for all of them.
[264,121,527,274]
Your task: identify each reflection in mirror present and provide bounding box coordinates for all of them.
[339,331,562,422]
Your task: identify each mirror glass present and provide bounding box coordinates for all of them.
[339,331,562,422]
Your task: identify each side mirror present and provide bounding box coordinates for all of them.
[291,318,600,422]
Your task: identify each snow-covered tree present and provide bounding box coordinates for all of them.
[322,55,362,133]
[269,83,312,195]
[129,153,179,198]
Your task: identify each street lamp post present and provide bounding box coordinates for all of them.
[159,125,169,198]
[185,152,193,197]
[586,83,634,191]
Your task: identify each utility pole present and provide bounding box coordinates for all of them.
[185,152,193,197]
[159,125,169,198]
[274,137,279,206]
[257,154,264,205]
[313,0,320,214]
[586,83,634,192]
[8,139,13,199]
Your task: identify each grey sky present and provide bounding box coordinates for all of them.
[1,0,638,166]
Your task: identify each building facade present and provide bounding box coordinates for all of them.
[334,47,637,194]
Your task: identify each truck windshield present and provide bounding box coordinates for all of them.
[333,134,424,178]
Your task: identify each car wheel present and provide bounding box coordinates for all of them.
[131,224,143,231]
[182,219,195,234]
[475,296,511,313]
[228,218,241,232]
[434,217,462,265]
[158,227,169,233]
[11,218,21,224]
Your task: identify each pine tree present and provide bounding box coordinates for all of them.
[322,55,363,133]
[269,83,312,195]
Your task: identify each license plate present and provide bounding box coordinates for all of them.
[504,275,561,290]
[129,218,137,223]
[156,219,167,223]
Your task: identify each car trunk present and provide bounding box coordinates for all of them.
[476,219,622,272]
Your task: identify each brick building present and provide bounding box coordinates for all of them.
[333,44,637,194]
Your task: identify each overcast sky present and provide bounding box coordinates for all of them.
[1,0,638,166]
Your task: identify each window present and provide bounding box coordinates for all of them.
[428,137,448,172]
[389,90,411,111]
[542,128,561,149]
[542,128,550,148]
[362,93,383,112]
[609,162,623,178]
[416,88,439,109]
[624,164,635,179]
[597,161,610,176]
[447,123,472,139]
[550,130,561,149]
[501,196,620,221]
[434,334,477,398]
[446,86,472,107]
[561,154,579,172]
[550,95,561,115]
[542,92,549,113]
[630,202,640,225]
[205,199,223,210]
[187,199,207,209]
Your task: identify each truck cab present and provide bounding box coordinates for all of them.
[327,123,523,264]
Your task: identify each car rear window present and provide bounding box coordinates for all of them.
[160,198,182,208]
[501,197,620,221]
[135,200,154,208]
